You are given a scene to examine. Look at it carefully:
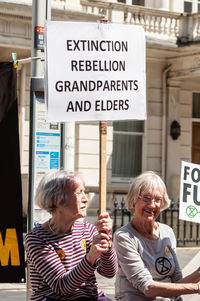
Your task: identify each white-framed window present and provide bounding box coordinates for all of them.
[117,0,144,5]
[184,1,192,12]
[184,0,200,13]
[132,0,144,6]
[112,120,144,183]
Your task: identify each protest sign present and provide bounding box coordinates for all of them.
[179,161,200,223]
[45,21,146,122]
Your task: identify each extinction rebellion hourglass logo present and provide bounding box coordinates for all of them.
[155,257,172,275]
[186,205,200,219]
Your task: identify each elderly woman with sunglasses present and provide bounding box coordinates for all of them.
[25,170,117,301]
[114,171,200,301]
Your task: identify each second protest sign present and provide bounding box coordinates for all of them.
[179,161,200,224]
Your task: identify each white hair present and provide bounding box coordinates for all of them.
[126,171,171,213]
[35,170,84,213]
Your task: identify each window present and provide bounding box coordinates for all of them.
[112,120,144,182]
[184,0,200,13]
[132,0,144,6]
[192,93,200,164]
[184,1,192,12]
[192,93,200,118]
[117,0,145,6]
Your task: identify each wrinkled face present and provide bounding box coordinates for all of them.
[134,187,163,222]
[59,178,88,220]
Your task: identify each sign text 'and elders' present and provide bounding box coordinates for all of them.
[45,21,146,122]
[179,161,200,224]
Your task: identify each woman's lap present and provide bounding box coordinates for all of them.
[45,295,113,301]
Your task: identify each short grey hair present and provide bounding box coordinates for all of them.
[35,170,84,213]
[126,171,170,213]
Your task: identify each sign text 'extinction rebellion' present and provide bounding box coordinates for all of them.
[45,21,146,122]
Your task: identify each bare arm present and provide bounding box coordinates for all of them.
[145,281,199,298]
[178,268,200,283]
[144,244,200,297]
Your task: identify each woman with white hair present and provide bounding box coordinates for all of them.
[25,170,117,301]
[114,171,200,301]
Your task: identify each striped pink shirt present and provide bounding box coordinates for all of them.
[25,220,117,300]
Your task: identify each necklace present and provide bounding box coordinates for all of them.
[48,219,58,234]
[48,219,73,235]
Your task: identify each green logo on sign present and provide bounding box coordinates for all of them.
[186,205,200,218]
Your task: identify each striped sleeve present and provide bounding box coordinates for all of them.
[97,242,118,278]
[25,232,96,296]
[86,223,118,278]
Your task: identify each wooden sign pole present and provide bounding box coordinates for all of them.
[99,17,108,215]
[99,120,107,214]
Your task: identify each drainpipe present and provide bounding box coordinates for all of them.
[162,64,171,182]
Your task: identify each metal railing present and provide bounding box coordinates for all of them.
[112,198,200,247]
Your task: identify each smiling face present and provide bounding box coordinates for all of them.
[134,187,163,222]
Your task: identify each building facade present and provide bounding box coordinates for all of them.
[0,0,200,225]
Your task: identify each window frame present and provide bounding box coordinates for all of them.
[192,91,200,164]
[111,120,146,183]
[192,92,200,118]
[132,0,145,6]
[184,0,200,13]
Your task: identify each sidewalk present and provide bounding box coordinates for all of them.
[178,248,200,301]
[0,283,26,300]
[0,248,200,301]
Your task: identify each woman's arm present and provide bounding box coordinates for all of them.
[169,232,200,284]
[88,212,118,278]
[146,280,199,298]
[97,241,118,278]
[25,232,97,296]
[114,231,153,294]
[114,228,200,299]
[145,234,200,298]
[178,267,200,283]
[143,235,200,298]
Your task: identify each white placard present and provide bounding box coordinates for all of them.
[179,161,200,224]
[45,21,146,122]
